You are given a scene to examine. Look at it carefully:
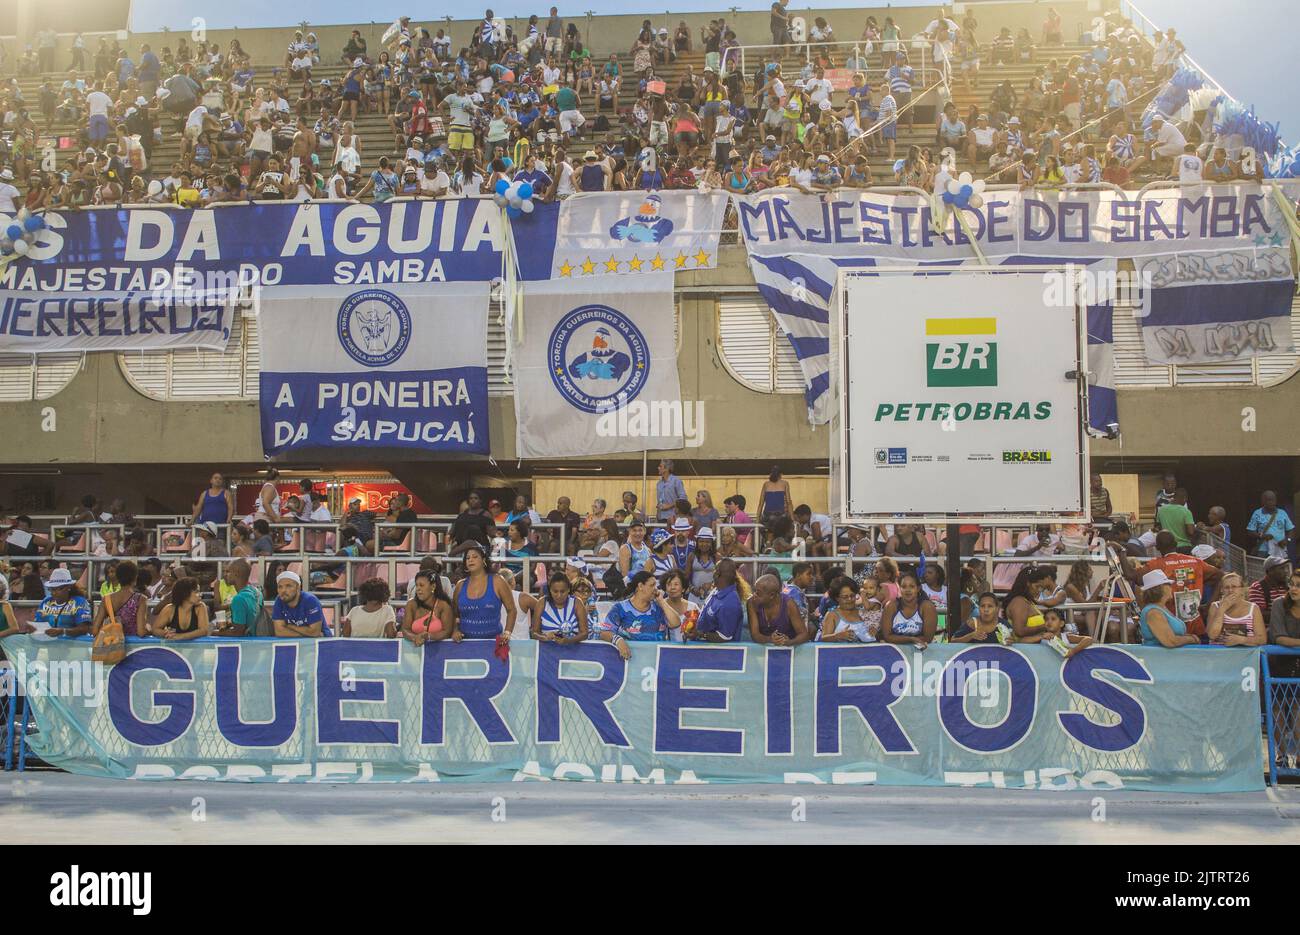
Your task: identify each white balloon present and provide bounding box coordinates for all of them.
[493,193,508,207]
[508,194,523,207]
[11,239,29,255]
[148,179,163,196]
[957,171,973,186]
[520,199,535,213]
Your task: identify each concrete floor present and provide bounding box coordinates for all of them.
[2,772,1298,843]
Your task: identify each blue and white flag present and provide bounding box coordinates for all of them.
[748,253,1120,434]
[258,284,490,456]
[510,273,682,458]
[1133,248,1295,365]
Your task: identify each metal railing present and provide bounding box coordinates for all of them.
[734,40,940,92]
[1263,646,1300,785]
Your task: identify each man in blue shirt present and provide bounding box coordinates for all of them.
[1247,490,1295,558]
[692,560,744,642]
[513,152,552,197]
[655,459,687,521]
[272,571,329,637]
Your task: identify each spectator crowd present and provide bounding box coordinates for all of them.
[0,6,1267,214]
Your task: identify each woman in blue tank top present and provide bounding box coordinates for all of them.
[453,542,516,640]
[192,472,234,526]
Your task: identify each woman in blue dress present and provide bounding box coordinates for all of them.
[597,570,682,659]
[452,541,517,641]
[531,572,589,644]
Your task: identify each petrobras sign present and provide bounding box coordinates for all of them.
[0,200,554,291]
[841,269,1086,518]
[3,637,1263,792]
[736,182,1300,261]
[257,284,489,455]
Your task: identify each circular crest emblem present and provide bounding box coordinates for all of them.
[548,304,651,414]
[337,289,411,367]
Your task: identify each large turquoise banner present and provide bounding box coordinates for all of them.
[2,637,1263,791]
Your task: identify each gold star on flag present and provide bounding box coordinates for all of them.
[694,248,711,267]
[674,252,689,268]
[604,257,621,273]
[651,254,665,270]
[628,255,643,271]
[581,257,595,275]
[558,260,574,277]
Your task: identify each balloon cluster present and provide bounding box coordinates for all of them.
[942,171,985,210]
[493,178,536,218]
[1267,143,1300,179]
[1142,66,1203,130]
[1212,97,1281,161]
[0,209,47,259]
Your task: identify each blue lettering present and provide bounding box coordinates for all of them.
[317,639,400,745]
[815,644,914,755]
[859,200,891,244]
[937,646,1036,753]
[535,641,629,746]
[1059,647,1151,751]
[215,643,299,746]
[654,646,746,755]
[987,200,1014,242]
[108,647,195,746]
[1023,198,1056,242]
[421,640,514,744]
[765,647,794,755]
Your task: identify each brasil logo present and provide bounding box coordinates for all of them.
[925,317,997,387]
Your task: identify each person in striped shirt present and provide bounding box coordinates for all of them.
[877,89,897,160]
[886,53,914,129]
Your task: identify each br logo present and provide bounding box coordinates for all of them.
[925,317,997,387]
[337,289,411,367]
[548,304,650,414]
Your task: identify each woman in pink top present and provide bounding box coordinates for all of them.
[401,571,454,645]
[1207,572,1266,646]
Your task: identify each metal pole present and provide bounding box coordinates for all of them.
[642,449,649,521]
[945,522,962,636]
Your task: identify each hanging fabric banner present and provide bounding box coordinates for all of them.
[0,288,237,353]
[258,284,489,456]
[510,273,682,458]
[539,191,728,279]
[1133,247,1296,364]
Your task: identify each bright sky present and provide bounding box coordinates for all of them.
[127,0,1293,145]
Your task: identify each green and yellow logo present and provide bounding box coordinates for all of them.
[1003,450,1053,463]
[925,318,997,387]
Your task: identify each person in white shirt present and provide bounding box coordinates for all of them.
[1148,114,1187,175]
[85,82,114,146]
[1177,144,1204,183]
[0,168,20,213]
[554,153,576,197]
[805,67,832,107]
[421,162,451,197]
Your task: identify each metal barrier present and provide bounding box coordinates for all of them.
[1263,645,1300,786]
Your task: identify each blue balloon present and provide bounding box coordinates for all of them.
[5,225,22,242]
[517,182,533,200]
[959,184,973,197]
[494,178,510,195]
[23,215,45,233]
[941,190,955,204]
[892,159,906,174]
[506,205,522,219]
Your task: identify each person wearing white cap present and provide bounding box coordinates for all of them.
[1137,569,1200,647]
[670,517,695,570]
[0,168,19,214]
[685,526,718,599]
[1146,113,1187,176]
[36,568,93,639]
[191,520,227,559]
[272,570,329,637]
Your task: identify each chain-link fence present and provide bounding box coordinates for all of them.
[1263,646,1300,786]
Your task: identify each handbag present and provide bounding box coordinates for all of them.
[91,592,127,666]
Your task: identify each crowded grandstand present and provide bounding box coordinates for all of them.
[0,0,1298,799]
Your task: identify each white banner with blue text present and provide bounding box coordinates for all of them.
[0,289,237,354]
[511,273,682,458]
[258,284,489,456]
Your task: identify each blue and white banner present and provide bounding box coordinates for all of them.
[539,191,728,280]
[751,253,1119,434]
[4,637,1264,792]
[0,200,556,290]
[737,184,1300,261]
[1133,247,1296,364]
[258,284,489,456]
[0,289,237,353]
[510,274,682,458]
